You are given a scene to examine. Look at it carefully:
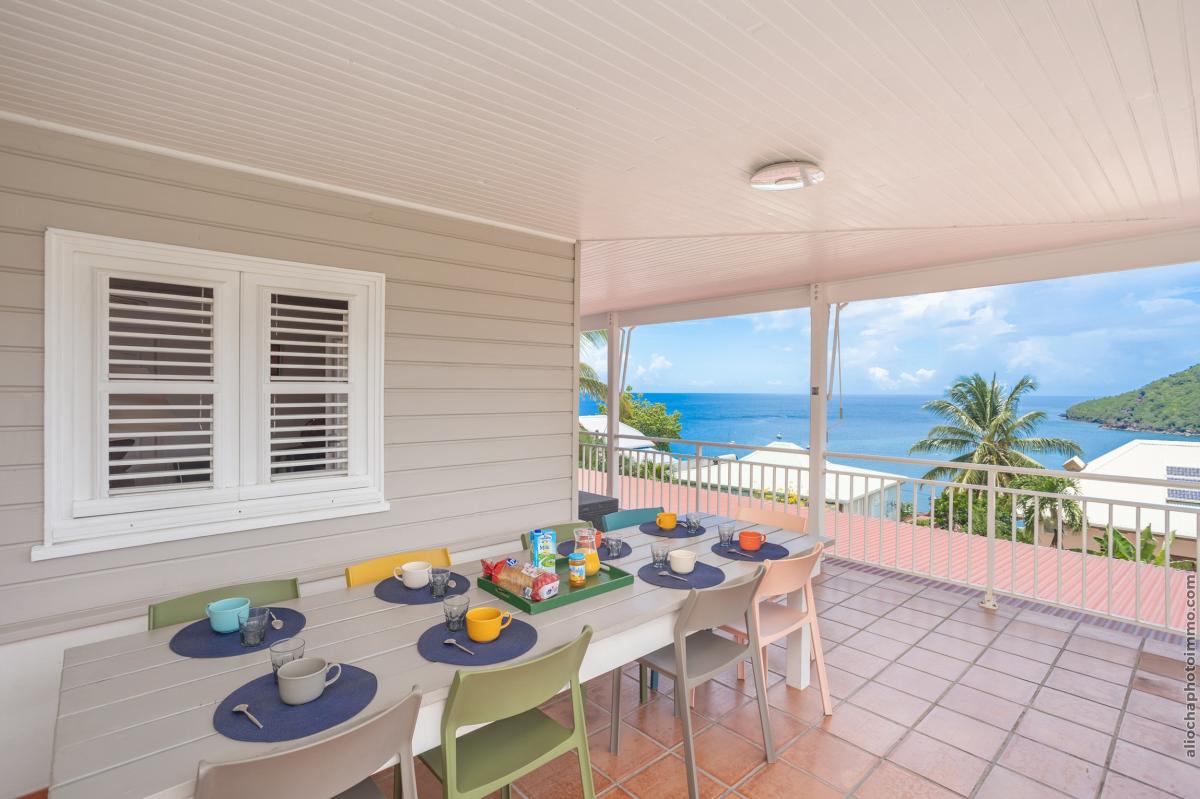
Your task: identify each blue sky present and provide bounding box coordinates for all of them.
[583,261,1200,397]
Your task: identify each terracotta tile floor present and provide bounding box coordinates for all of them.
[376,559,1197,798]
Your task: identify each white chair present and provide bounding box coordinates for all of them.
[196,688,422,799]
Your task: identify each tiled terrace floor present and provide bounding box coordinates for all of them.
[378,558,1197,799]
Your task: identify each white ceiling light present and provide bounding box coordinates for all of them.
[750,161,825,191]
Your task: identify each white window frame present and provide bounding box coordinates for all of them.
[38,230,388,561]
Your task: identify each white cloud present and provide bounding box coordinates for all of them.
[749,310,803,332]
[766,379,784,386]
[1137,296,1200,321]
[867,366,936,390]
[844,287,1016,364]
[634,353,673,381]
[689,379,714,387]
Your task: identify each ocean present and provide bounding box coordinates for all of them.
[578,393,1196,479]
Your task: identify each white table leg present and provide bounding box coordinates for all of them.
[784,555,821,689]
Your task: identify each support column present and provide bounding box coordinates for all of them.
[606,312,620,502]
[786,288,829,691]
[808,286,829,537]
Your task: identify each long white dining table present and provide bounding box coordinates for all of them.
[47,512,828,799]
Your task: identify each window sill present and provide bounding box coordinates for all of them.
[34,492,390,561]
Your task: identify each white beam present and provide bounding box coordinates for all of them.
[824,226,1200,304]
[606,312,620,500]
[580,285,810,331]
[808,286,828,539]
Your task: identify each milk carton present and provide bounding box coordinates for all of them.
[528,528,557,573]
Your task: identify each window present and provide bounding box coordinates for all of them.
[39,230,388,560]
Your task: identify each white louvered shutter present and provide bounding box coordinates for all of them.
[267,293,352,481]
[104,276,217,495]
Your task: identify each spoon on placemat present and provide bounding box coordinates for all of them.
[444,638,475,655]
[725,549,755,559]
[657,570,691,583]
[233,703,263,729]
[267,610,284,630]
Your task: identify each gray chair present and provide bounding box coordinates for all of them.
[195,688,422,799]
[608,569,773,799]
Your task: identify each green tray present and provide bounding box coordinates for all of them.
[477,558,635,614]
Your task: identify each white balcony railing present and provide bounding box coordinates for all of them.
[579,433,1198,633]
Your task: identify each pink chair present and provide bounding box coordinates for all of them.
[722,544,832,717]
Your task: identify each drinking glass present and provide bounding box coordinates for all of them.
[240,607,270,647]
[443,594,470,632]
[685,512,701,531]
[429,567,451,597]
[651,541,670,569]
[718,523,736,548]
[269,637,305,679]
[604,535,624,558]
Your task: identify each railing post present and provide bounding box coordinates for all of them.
[980,469,999,610]
[694,443,703,514]
[605,312,620,502]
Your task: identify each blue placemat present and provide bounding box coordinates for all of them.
[374,572,469,605]
[170,608,306,659]
[711,541,791,562]
[557,540,633,560]
[638,562,725,589]
[638,522,708,539]
[213,664,377,742]
[416,618,537,666]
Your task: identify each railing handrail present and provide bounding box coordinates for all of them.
[578,433,1200,491]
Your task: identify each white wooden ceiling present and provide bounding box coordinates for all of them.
[0,0,1197,316]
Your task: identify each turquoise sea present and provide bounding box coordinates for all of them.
[579,393,1196,479]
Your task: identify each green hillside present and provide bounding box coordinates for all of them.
[1065,364,1200,435]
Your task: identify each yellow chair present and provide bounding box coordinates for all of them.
[345,547,452,588]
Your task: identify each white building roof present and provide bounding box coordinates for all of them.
[1076,439,1200,539]
[676,441,906,504]
[578,415,656,450]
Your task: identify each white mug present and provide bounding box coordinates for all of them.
[395,560,432,589]
[277,656,342,705]
[668,549,697,574]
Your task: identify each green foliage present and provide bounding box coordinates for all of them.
[910,373,1082,485]
[1065,364,1200,434]
[578,331,608,403]
[600,392,681,452]
[1092,525,1194,571]
[1010,474,1083,545]
[932,487,1013,538]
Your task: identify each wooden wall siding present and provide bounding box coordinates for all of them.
[0,120,577,641]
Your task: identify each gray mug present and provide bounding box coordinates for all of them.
[276,656,341,705]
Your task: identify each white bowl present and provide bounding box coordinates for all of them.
[668,550,697,575]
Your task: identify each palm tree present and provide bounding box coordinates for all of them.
[579,330,608,403]
[910,373,1082,485]
[1009,474,1083,545]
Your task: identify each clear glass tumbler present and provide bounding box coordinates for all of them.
[718,523,736,548]
[604,535,624,558]
[269,637,305,679]
[240,607,270,647]
[651,541,670,569]
[685,512,701,530]
[429,567,451,597]
[443,594,470,631]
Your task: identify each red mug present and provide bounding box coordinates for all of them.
[739,530,765,551]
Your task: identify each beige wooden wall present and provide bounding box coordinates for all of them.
[0,119,577,642]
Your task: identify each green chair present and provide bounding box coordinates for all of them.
[597,506,664,532]
[419,626,595,799]
[147,579,301,630]
[519,520,590,551]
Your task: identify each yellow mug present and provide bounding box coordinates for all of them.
[656,512,677,530]
[466,607,513,643]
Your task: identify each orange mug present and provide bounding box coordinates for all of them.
[739,530,765,551]
[466,607,513,643]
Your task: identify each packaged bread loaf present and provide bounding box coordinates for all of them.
[481,558,560,602]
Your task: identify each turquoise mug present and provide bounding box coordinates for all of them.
[205,597,250,633]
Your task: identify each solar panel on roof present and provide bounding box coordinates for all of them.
[1166,465,1200,504]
